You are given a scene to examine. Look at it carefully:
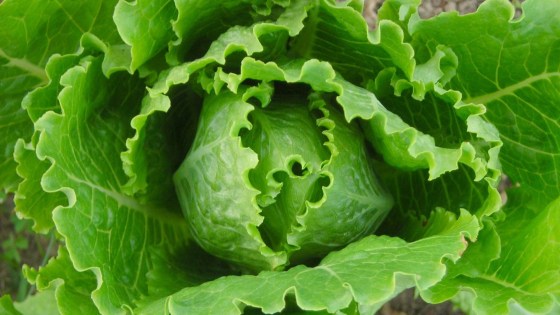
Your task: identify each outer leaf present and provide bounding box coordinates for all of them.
[375,162,502,239]
[120,94,170,196]
[0,295,21,315]
[13,140,66,233]
[410,0,560,203]
[21,54,82,123]
[291,0,415,84]
[409,0,560,313]
[136,212,479,315]
[14,54,82,233]
[169,0,293,64]
[423,195,560,314]
[34,56,190,314]
[12,290,59,315]
[0,0,121,194]
[23,246,98,315]
[145,243,236,300]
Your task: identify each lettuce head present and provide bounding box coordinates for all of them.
[0,0,558,314]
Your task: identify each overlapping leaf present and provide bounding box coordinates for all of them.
[409,0,560,313]
[422,195,560,314]
[0,0,122,195]
[130,0,499,312]
[23,247,98,315]
[137,212,478,314]
[3,0,555,314]
[410,0,560,203]
[33,56,190,313]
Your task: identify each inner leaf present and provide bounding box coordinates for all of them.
[240,91,331,252]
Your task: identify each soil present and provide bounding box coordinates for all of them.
[0,195,55,300]
[0,195,19,298]
[377,289,466,315]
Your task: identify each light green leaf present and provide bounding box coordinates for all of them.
[169,0,293,64]
[0,295,21,315]
[113,0,177,72]
[23,247,98,315]
[13,140,66,233]
[137,211,478,315]
[0,0,121,194]
[12,290,59,315]
[410,1,560,313]
[410,0,560,203]
[34,56,190,314]
[423,195,560,314]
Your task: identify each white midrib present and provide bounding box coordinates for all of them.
[464,72,560,105]
[66,173,185,224]
[0,48,48,83]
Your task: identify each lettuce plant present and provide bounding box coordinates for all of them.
[0,0,558,314]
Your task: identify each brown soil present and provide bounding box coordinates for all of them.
[0,195,55,301]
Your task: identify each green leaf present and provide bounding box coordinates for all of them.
[21,54,82,124]
[423,195,560,314]
[291,0,415,84]
[0,0,122,193]
[145,243,237,300]
[22,247,96,315]
[17,55,95,235]
[173,89,287,271]
[13,140,66,233]
[0,94,31,194]
[113,0,177,72]
[137,211,479,315]
[409,1,560,313]
[0,295,21,315]
[34,56,190,313]
[169,0,293,64]
[409,0,560,203]
[12,290,59,315]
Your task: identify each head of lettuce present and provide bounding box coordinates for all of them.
[174,84,393,271]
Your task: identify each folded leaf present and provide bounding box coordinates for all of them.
[423,195,560,314]
[410,0,560,203]
[23,247,98,315]
[34,56,190,313]
[0,0,121,194]
[137,211,478,314]
[409,1,560,313]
